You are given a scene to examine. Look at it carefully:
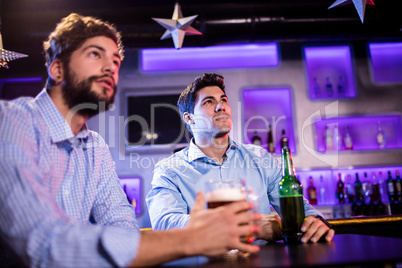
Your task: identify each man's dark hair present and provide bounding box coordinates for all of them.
[177,73,226,129]
[43,13,124,88]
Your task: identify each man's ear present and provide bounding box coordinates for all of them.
[183,112,194,125]
[48,59,64,83]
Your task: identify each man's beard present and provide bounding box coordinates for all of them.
[62,69,116,118]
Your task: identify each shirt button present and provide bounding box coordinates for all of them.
[64,190,69,196]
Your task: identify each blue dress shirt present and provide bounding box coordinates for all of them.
[0,90,139,267]
[146,139,322,230]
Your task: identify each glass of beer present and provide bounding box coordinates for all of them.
[205,178,256,258]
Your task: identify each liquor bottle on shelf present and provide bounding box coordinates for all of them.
[395,170,402,201]
[368,199,377,216]
[280,129,288,150]
[343,125,353,150]
[325,77,333,97]
[378,171,388,204]
[336,173,345,204]
[333,125,340,151]
[325,125,334,151]
[307,176,317,205]
[390,201,399,215]
[319,175,326,205]
[362,172,372,204]
[267,124,275,153]
[354,173,363,204]
[376,198,387,216]
[345,174,355,204]
[351,201,362,216]
[386,171,396,202]
[376,121,386,148]
[370,172,380,203]
[337,75,345,97]
[361,199,370,216]
[312,76,321,98]
[278,136,305,244]
[251,130,262,146]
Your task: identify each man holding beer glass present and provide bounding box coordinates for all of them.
[205,178,258,257]
[147,73,334,244]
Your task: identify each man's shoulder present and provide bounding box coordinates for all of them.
[0,97,37,116]
[0,97,44,149]
[0,97,40,130]
[85,130,109,149]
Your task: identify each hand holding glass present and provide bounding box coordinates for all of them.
[205,178,257,257]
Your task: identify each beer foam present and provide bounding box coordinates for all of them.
[206,188,246,202]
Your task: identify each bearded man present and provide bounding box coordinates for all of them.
[0,14,261,267]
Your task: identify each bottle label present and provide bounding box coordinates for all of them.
[388,182,395,194]
[345,136,353,149]
[396,182,402,193]
[253,140,262,146]
[268,143,275,153]
[309,190,316,200]
[377,134,384,145]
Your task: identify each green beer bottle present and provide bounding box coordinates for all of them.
[279,137,305,243]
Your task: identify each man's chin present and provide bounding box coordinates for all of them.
[213,128,231,138]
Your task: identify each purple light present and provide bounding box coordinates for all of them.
[304,46,357,99]
[242,87,296,154]
[141,43,279,71]
[369,42,402,83]
[119,177,142,215]
[314,115,402,152]
[0,77,42,83]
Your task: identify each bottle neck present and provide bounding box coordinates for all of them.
[282,148,296,178]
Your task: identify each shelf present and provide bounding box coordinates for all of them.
[297,165,402,206]
[242,87,296,154]
[314,114,402,152]
[303,45,357,99]
[368,42,402,84]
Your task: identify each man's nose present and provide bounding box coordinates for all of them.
[215,102,226,112]
[102,58,117,75]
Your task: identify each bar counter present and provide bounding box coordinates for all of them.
[328,214,402,238]
[163,215,402,267]
[164,234,402,267]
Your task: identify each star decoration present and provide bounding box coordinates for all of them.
[1,48,28,69]
[152,2,202,49]
[328,0,375,23]
[0,33,28,69]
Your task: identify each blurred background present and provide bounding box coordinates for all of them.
[1,0,402,226]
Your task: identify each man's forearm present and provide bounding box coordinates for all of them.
[130,229,195,267]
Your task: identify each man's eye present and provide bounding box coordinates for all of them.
[221,99,227,102]
[89,51,100,57]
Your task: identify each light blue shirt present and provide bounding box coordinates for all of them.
[147,139,322,230]
[0,90,139,268]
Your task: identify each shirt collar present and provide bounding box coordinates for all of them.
[187,137,240,163]
[35,89,89,143]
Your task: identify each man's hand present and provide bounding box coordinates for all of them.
[187,191,262,257]
[300,215,335,243]
[256,214,282,241]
